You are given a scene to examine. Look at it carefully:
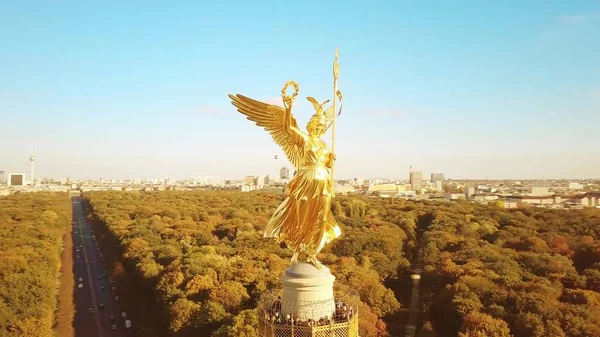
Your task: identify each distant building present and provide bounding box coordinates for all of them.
[409,171,422,191]
[567,193,599,207]
[585,192,600,199]
[529,180,550,196]
[530,186,550,196]
[465,186,475,198]
[368,183,398,193]
[8,173,25,186]
[445,193,466,200]
[245,176,256,185]
[354,178,366,186]
[241,184,260,192]
[192,176,224,185]
[256,176,266,187]
[30,154,35,186]
[506,195,560,206]
[0,171,5,184]
[334,185,356,195]
[572,197,591,207]
[473,194,499,202]
[568,182,584,190]
[431,173,444,182]
[280,167,290,180]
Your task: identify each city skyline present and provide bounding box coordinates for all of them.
[1,1,599,179]
[2,153,599,181]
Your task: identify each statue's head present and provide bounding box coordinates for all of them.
[307,112,327,137]
[306,97,329,137]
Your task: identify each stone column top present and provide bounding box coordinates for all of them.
[284,262,333,279]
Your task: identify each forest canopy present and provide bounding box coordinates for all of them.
[83,190,600,337]
[0,192,71,337]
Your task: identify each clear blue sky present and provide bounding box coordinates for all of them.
[1,1,599,180]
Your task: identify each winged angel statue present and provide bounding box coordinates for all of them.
[228,53,343,269]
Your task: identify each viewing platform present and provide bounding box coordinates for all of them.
[257,291,359,337]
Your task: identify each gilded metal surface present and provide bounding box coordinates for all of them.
[228,49,343,269]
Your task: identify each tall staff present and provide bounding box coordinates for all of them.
[331,48,340,184]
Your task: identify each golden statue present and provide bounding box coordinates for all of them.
[229,49,343,269]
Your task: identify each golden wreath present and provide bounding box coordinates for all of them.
[281,80,299,102]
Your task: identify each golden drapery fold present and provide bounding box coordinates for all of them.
[264,162,341,261]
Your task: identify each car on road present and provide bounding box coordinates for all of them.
[112,324,117,330]
[99,303,104,309]
[78,277,83,282]
[76,248,80,252]
[110,315,115,322]
[76,255,80,258]
[101,286,106,291]
[88,308,94,314]
[78,283,83,288]
[115,296,120,302]
[97,275,101,279]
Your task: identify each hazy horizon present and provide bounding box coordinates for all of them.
[3,152,599,182]
[1,1,599,180]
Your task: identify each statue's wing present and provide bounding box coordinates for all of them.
[229,94,305,169]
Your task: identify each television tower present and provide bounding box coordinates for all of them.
[30,154,35,186]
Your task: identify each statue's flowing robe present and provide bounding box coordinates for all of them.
[264,136,341,256]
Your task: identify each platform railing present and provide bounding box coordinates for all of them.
[257,289,360,337]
